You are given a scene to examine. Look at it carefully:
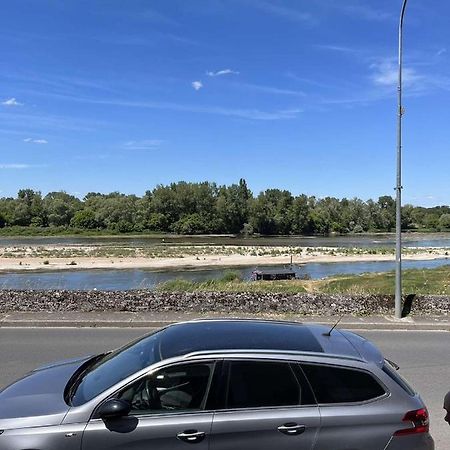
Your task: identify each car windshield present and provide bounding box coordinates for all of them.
[70,329,165,406]
[69,321,323,406]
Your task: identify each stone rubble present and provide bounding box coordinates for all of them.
[0,290,448,316]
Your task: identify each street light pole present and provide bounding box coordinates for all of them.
[395,0,409,319]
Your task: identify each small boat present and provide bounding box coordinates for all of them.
[251,268,297,281]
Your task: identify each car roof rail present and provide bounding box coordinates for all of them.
[182,348,364,363]
[188,317,304,325]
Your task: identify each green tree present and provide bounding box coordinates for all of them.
[250,189,293,234]
[438,214,450,231]
[44,192,82,227]
[290,195,313,234]
[375,196,396,231]
[70,209,99,229]
[216,179,252,233]
[13,189,45,226]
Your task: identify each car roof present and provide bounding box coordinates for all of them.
[157,319,382,365]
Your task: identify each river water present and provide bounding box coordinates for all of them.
[0,233,448,290]
[1,233,450,249]
[0,259,448,291]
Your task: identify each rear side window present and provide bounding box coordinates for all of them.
[382,362,415,396]
[301,364,386,404]
[225,361,308,409]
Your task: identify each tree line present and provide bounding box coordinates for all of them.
[0,180,449,235]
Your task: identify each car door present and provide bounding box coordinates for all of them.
[210,359,320,450]
[300,363,393,450]
[81,361,216,450]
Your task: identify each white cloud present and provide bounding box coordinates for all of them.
[206,69,240,77]
[191,81,203,91]
[0,163,31,169]
[370,59,423,88]
[123,139,163,150]
[315,44,360,54]
[1,97,23,106]
[235,82,305,97]
[24,138,48,144]
[436,48,447,57]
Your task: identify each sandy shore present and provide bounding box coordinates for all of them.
[0,251,448,272]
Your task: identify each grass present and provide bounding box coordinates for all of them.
[318,265,450,295]
[157,279,309,293]
[156,270,309,294]
[1,241,446,261]
[0,226,166,237]
[157,265,450,295]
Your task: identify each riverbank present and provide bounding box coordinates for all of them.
[156,265,450,295]
[0,245,448,272]
[0,289,448,317]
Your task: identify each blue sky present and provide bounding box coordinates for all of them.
[1,0,449,206]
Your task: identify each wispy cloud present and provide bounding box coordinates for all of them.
[1,97,23,106]
[140,9,179,26]
[250,1,314,24]
[0,109,110,132]
[370,59,423,88]
[234,82,305,97]
[285,72,334,90]
[192,81,203,91]
[0,163,33,169]
[315,44,360,55]
[28,90,302,121]
[123,139,163,150]
[0,72,120,98]
[340,3,393,22]
[95,32,200,48]
[24,138,48,144]
[206,69,240,77]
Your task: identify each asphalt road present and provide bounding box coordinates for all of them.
[0,328,449,449]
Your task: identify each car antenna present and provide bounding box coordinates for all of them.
[323,315,344,337]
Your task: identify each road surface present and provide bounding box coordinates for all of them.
[0,328,448,449]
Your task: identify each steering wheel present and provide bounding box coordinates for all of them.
[144,380,162,410]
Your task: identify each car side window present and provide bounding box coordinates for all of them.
[300,363,386,404]
[224,360,314,409]
[117,362,214,415]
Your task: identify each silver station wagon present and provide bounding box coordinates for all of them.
[0,319,434,450]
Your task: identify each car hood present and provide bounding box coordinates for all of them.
[0,356,90,431]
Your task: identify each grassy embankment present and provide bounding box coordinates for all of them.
[0,226,448,237]
[157,265,450,295]
[0,226,167,237]
[1,243,445,260]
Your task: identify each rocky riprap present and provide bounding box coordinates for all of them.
[0,290,448,316]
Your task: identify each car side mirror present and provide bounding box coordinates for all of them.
[98,398,131,419]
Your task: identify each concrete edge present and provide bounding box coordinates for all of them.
[0,319,448,331]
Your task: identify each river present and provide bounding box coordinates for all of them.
[0,232,449,249]
[0,259,448,291]
[0,233,448,290]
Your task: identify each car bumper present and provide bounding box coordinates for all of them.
[384,433,434,450]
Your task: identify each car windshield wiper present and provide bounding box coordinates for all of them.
[65,352,109,405]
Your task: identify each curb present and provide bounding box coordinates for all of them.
[0,319,448,331]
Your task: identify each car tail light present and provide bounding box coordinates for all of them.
[394,408,429,436]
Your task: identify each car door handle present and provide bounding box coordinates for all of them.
[177,430,206,444]
[277,423,306,436]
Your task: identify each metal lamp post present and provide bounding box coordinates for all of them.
[395,0,409,319]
